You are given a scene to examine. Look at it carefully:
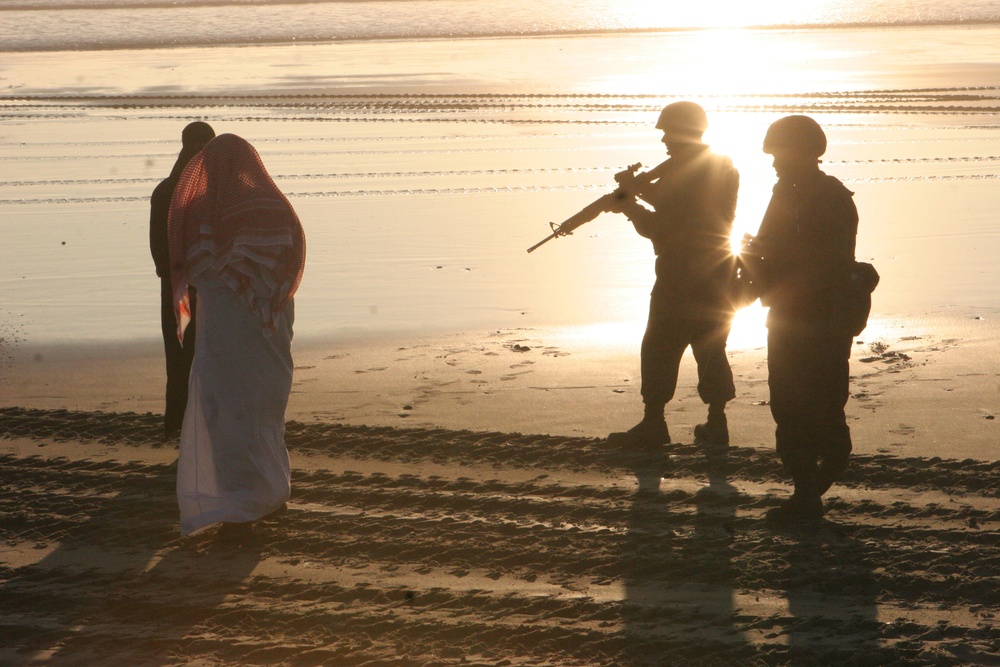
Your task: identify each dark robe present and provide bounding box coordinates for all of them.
[150,124,213,435]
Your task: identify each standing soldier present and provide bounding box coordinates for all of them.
[608,101,740,448]
[744,115,859,522]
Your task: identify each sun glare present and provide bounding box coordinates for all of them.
[640,1,827,30]
[553,307,768,354]
[728,302,769,350]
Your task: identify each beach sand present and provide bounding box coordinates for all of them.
[2,26,1000,666]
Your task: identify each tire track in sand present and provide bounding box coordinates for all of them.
[1,407,998,666]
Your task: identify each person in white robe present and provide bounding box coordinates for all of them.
[167,133,306,537]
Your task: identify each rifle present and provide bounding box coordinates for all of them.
[526,162,659,253]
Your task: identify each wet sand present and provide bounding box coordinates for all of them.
[3,27,1000,344]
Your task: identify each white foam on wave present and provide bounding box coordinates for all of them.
[3,0,999,52]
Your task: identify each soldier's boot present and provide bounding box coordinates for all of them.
[608,403,671,449]
[767,473,824,523]
[693,402,729,446]
[816,452,850,496]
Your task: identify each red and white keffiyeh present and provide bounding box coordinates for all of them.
[167,134,305,339]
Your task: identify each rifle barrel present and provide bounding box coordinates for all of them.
[525,195,612,253]
[526,234,557,253]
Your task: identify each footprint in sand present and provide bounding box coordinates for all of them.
[890,423,916,437]
[500,370,534,381]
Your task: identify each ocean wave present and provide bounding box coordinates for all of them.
[4,0,428,8]
[3,0,999,52]
[6,22,1000,53]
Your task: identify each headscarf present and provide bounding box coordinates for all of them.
[150,122,214,280]
[167,133,306,340]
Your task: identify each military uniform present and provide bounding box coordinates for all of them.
[621,144,740,416]
[753,169,859,503]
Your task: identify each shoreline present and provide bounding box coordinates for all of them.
[3,314,997,461]
[6,22,1000,55]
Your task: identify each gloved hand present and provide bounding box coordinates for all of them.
[604,189,635,214]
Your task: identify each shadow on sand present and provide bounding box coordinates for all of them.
[620,440,880,665]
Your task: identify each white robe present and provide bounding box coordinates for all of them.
[177,270,294,535]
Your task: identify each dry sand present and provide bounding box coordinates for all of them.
[3,318,998,460]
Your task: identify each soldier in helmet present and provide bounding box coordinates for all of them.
[743,115,859,521]
[607,101,740,448]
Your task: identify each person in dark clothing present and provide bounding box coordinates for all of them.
[743,115,859,522]
[150,121,215,437]
[607,102,740,448]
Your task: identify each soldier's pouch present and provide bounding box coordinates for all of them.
[838,261,880,336]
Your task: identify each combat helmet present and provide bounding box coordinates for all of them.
[763,115,827,157]
[656,101,708,139]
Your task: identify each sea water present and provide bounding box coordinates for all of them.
[3,0,1000,51]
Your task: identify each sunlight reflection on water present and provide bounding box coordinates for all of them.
[2,22,999,345]
[544,302,770,353]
